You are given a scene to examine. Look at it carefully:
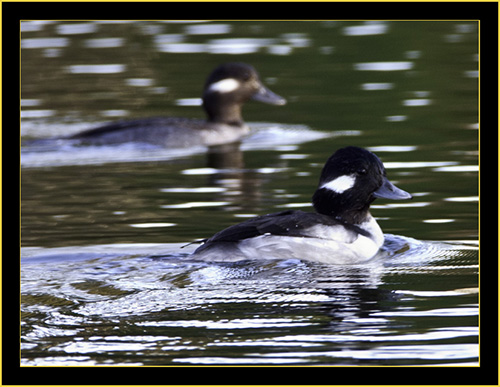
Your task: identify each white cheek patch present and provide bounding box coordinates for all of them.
[207,78,240,94]
[321,174,356,193]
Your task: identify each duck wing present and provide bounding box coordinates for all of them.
[200,210,367,246]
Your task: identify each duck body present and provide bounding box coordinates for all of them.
[192,146,412,264]
[192,210,384,264]
[70,116,250,147]
[69,62,286,147]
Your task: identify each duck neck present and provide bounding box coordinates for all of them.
[203,95,244,126]
[332,208,371,225]
[312,189,372,225]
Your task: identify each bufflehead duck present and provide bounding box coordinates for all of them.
[192,146,412,264]
[69,63,286,147]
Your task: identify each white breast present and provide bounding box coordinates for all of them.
[236,235,378,264]
[236,215,384,264]
[199,123,250,146]
[192,215,385,264]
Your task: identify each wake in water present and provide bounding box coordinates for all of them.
[21,122,349,167]
[21,235,478,366]
[21,234,478,306]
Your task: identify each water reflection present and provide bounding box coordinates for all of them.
[56,22,98,35]
[21,237,478,366]
[20,20,478,366]
[184,23,232,35]
[21,123,334,167]
[360,82,394,90]
[84,37,125,48]
[354,61,414,71]
[342,22,389,36]
[21,37,69,48]
[66,64,126,74]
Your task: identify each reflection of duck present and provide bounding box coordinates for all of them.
[70,63,286,147]
[192,147,412,264]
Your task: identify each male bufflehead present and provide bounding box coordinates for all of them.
[192,146,412,264]
[69,63,286,147]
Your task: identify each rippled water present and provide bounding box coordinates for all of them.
[20,20,478,366]
[21,236,478,366]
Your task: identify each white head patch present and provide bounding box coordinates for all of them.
[321,174,356,194]
[208,78,240,94]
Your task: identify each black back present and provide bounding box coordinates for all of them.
[195,210,370,254]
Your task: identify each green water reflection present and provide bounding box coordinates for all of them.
[21,20,478,367]
[21,20,478,247]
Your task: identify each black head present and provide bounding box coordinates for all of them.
[202,63,286,124]
[312,146,412,224]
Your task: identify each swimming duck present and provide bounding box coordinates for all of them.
[191,146,412,264]
[69,62,286,147]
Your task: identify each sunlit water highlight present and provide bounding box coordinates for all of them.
[21,236,478,366]
[21,20,478,367]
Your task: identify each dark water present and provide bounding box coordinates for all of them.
[21,20,478,366]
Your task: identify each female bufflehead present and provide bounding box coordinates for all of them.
[192,146,412,264]
[69,63,286,147]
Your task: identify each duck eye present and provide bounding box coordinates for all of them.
[242,72,252,81]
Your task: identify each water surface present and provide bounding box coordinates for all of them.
[21,20,478,366]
